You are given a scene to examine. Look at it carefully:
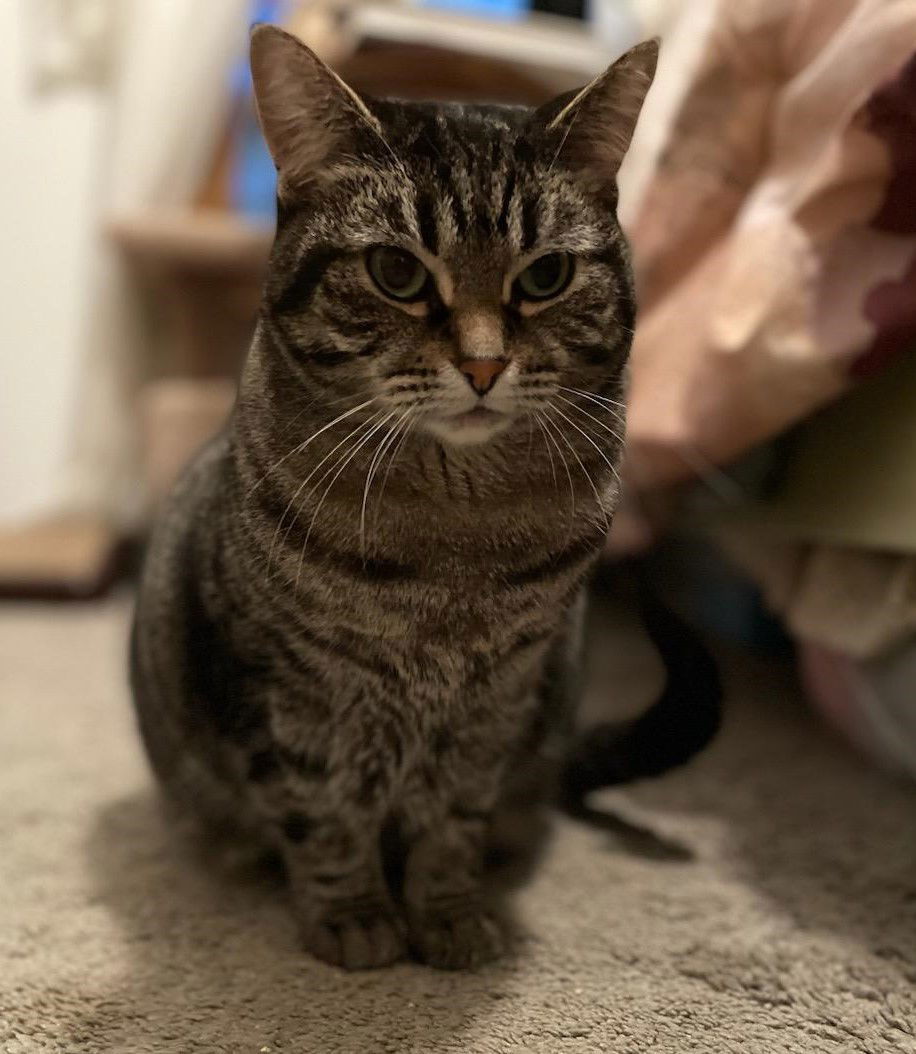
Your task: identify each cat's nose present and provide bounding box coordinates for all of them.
[458,359,507,396]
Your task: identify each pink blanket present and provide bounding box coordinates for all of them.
[624,0,916,491]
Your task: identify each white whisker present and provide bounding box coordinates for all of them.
[268,410,384,580]
[555,393,626,446]
[359,410,410,557]
[558,386,626,413]
[537,411,577,529]
[374,410,418,521]
[295,411,398,591]
[247,396,377,496]
[549,404,623,493]
[532,413,558,491]
[544,407,611,532]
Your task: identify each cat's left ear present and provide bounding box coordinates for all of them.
[537,39,659,186]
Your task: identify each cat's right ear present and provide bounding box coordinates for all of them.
[535,39,659,190]
[249,24,379,193]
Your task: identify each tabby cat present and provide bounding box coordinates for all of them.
[131,25,660,970]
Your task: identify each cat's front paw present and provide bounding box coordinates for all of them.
[408,903,506,970]
[299,903,407,970]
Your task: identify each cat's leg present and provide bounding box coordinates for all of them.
[401,677,560,968]
[243,696,407,969]
[401,763,507,970]
[485,749,555,889]
[280,805,406,970]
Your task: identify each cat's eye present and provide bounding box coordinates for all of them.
[367,247,429,302]
[515,253,574,301]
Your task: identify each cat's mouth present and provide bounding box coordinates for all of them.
[448,407,504,426]
[426,405,513,446]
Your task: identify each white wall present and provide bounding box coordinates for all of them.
[0,3,108,524]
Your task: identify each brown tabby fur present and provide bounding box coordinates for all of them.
[131,25,657,969]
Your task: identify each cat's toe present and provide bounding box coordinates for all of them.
[409,906,505,970]
[300,908,407,970]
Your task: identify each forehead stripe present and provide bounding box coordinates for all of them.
[447,187,470,238]
[415,190,439,255]
[273,245,342,315]
[521,195,539,252]
[496,169,516,237]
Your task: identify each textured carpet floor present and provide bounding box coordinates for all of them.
[2,598,915,1054]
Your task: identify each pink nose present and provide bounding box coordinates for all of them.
[458,359,507,395]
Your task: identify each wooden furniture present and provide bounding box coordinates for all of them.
[108,209,271,381]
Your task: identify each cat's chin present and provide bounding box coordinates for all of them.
[425,408,514,447]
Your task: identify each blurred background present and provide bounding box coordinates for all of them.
[1,0,914,778]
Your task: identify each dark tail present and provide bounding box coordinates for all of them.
[560,561,722,811]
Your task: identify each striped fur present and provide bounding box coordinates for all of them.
[131,27,657,970]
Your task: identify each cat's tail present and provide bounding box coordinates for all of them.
[559,561,722,810]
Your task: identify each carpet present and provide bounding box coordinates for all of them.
[2,597,915,1053]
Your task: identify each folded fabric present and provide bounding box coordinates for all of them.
[710,339,916,658]
[800,639,916,780]
[624,0,916,490]
[720,530,916,660]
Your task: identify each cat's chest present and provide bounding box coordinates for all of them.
[312,543,593,679]
[266,512,601,667]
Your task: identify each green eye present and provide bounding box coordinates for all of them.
[515,253,574,301]
[367,247,429,301]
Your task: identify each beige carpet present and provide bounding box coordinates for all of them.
[2,597,915,1054]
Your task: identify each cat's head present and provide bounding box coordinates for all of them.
[250,25,656,448]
